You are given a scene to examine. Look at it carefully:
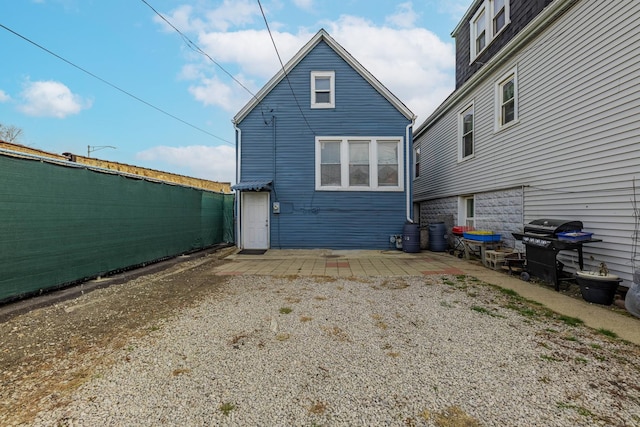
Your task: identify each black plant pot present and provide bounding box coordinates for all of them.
[575,272,622,305]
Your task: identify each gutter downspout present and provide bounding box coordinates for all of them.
[405,119,415,222]
[234,122,242,248]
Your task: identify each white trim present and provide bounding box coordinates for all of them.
[233,29,415,124]
[234,123,242,246]
[458,102,475,162]
[315,136,404,192]
[310,71,335,109]
[406,121,414,221]
[413,145,420,180]
[494,65,519,130]
[458,195,476,228]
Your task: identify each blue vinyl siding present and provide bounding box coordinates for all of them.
[238,40,411,249]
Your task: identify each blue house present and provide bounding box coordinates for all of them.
[232,29,415,250]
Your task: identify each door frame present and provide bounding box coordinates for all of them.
[240,191,270,249]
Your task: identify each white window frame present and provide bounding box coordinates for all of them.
[315,136,404,192]
[413,145,420,179]
[469,0,510,62]
[458,102,475,162]
[494,66,518,130]
[459,195,476,228]
[310,71,335,109]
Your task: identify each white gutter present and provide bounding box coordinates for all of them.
[405,120,415,222]
[233,123,242,248]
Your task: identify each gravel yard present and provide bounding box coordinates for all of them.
[11,269,640,426]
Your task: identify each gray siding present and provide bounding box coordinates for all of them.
[239,41,412,249]
[415,0,640,283]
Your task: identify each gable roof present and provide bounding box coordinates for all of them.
[233,29,415,124]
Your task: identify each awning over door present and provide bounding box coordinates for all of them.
[231,180,272,191]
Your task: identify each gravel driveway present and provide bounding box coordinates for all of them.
[25,272,640,426]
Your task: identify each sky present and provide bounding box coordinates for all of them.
[0,0,469,185]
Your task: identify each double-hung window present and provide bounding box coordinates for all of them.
[459,104,474,161]
[311,71,335,108]
[413,146,420,179]
[495,67,518,129]
[316,137,403,191]
[470,0,510,61]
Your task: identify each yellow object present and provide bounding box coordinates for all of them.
[466,230,493,235]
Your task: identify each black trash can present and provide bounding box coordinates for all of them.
[402,223,420,253]
[428,222,448,252]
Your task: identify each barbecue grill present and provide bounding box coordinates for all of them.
[513,219,602,291]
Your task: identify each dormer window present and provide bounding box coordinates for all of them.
[470,0,510,62]
[311,71,335,109]
[493,0,506,34]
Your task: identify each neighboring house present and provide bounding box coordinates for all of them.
[413,0,640,286]
[232,29,415,250]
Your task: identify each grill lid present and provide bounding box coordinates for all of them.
[524,218,583,236]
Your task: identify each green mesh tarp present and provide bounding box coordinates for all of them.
[0,155,235,302]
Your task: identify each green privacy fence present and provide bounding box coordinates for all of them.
[0,154,234,303]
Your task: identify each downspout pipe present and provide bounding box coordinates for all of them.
[405,119,415,222]
[233,122,242,248]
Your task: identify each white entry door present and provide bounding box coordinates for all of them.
[242,192,269,249]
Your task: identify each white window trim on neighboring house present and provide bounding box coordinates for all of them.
[469,0,511,62]
[458,102,475,162]
[495,66,518,130]
[315,136,404,191]
[310,71,335,109]
[413,145,420,179]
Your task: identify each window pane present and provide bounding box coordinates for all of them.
[463,134,474,157]
[378,141,398,186]
[502,100,515,124]
[349,142,369,164]
[315,91,330,104]
[378,164,398,186]
[475,10,486,52]
[349,165,370,186]
[320,141,341,186]
[321,164,341,186]
[461,105,473,158]
[466,198,474,218]
[494,10,505,33]
[501,77,515,125]
[463,112,473,134]
[321,141,340,163]
[502,80,514,101]
[378,142,398,164]
[349,142,369,186]
[315,77,330,91]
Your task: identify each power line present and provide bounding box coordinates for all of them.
[0,23,233,145]
[140,0,258,102]
[256,0,315,134]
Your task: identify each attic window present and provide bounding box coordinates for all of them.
[311,71,335,109]
[470,0,510,62]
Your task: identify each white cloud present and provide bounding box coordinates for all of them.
[136,145,236,184]
[18,80,91,118]
[293,0,314,12]
[157,0,260,33]
[433,0,470,21]
[158,2,455,123]
[386,2,419,29]
[0,90,10,103]
[324,15,455,121]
